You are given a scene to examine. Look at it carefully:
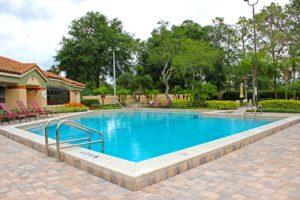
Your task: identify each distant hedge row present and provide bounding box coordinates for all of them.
[260,100,300,110]
[81,99,100,107]
[223,90,294,100]
[172,99,239,110]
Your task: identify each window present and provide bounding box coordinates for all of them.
[0,87,5,103]
[47,86,70,105]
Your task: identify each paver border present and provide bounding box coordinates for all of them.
[0,109,299,191]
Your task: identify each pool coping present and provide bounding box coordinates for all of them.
[0,109,299,191]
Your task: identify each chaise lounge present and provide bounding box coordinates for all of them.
[0,103,29,123]
[30,100,54,118]
[16,100,39,120]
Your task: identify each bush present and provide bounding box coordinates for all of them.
[205,100,239,110]
[192,82,218,106]
[81,99,100,107]
[172,100,194,109]
[223,90,294,100]
[91,104,122,110]
[260,100,300,110]
[92,85,111,95]
[56,106,88,113]
[64,102,85,107]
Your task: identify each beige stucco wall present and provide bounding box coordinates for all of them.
[70,90,81,103]
[27,89,47,108]
[5,87,27,109]
[82,94,180,105]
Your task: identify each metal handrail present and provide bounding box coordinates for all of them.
[45,118,60,156]
[244,104,262,119]
[44,119,104,161]
[253,104,262,119]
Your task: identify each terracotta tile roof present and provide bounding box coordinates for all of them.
[0,56,85,88]
[43,71,85,87]
[0,56,38,75]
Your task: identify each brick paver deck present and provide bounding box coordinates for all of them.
[0,123,300,200]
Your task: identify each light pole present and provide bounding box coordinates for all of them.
[108,47,120,104]
[244,0,259,107]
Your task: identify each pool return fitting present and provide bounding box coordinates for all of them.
[45,119,104,161]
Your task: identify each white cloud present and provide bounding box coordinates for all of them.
[0,0,289,69]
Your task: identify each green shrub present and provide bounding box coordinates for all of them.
[223,90,294,100]
[92,85,111,95]
[172,100,194,109]
[260,100,300,110]
[91,104,122,110]
[205,100,239,110]
[81,99,100,107]
[56,106,88,113]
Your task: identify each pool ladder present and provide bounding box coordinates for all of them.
[244,104,263,119]
[45,119,104,161]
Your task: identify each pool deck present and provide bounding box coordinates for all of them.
[1,120,299,199]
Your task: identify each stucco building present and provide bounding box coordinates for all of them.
[0,56,85,109]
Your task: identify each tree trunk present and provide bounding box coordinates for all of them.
[101,95,105,106]
[271,50,277,99]
[292,65,296,83]
[161,62,172,100]
[252,66,255,103]
[244,74,248,101]
[284,69,289,100]
[273,76,278,99]
[95,77,100,88]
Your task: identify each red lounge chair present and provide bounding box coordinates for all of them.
[30,100,53,117]
[162,98,172,108]
[0,115,5,125]
[0,103,28,123]
[16,100,39,120]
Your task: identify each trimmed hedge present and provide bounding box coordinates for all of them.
[91,104,122,110]
[56,106,88,113]
[172,100,194,109]
[223,90,293,100]
[205,100,239,110]
[260,100,300,110]
[81,99,100,107]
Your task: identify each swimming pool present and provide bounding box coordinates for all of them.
[28,111,274,162]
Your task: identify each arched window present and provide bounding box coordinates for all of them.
[47,86,70,105]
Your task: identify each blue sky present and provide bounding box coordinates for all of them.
[0,0,289,69]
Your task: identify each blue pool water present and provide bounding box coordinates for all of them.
[28,111,274,162]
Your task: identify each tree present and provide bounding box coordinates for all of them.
[117,66,153,102]
[55,11,136,88]
[93,85,111,105]
[209,17,238,90]
[256,3,289,98]
[47,65,60,75]
[173,38,221,92]
[234,17,253,99]
[147,21,180,100]
[192,82,218,106]
[285,0,300,82]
